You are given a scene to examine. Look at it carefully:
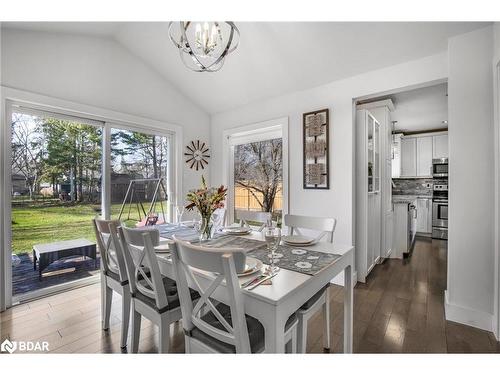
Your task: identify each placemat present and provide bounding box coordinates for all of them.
[202,236,341,276]
[156,224,200,242]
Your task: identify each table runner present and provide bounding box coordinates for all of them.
[202,236,341,276]
[155,225,341,275]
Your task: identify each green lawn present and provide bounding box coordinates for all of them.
[11,201,169,255]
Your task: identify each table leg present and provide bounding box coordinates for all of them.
[33,250,37,270]
[263,315,286,353]
[343,264,353,353]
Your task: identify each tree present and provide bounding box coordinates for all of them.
[111,130,168,179]
[11,113,45,199]
[234,138,282,213]
[42,119,102,202]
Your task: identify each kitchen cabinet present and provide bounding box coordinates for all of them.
[416,198,432,234]
[393,200,417,258]
[356,109,382,283]
[400,133,446,177]
[416,136,433,177]
[368,104,394,261]
[400,137,416,177]
[433,134,448,159]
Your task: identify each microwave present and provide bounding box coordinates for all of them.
[432,158,448,178]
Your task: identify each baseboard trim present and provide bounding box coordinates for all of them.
[444,290,494,333]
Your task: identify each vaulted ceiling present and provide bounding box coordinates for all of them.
[3,22,489,114]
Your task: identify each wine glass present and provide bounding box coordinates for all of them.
[264,226,281,275]
[175,205,185,227]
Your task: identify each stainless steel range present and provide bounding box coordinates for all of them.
[432,181,448,240]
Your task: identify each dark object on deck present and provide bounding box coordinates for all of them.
[33,239,97,279]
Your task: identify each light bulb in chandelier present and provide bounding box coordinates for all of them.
[168,21,240,72]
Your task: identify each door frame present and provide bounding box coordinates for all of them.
[222,117,289,225]
[0,86,183,308]
[493,58,500,341]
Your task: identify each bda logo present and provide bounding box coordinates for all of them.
[1,339,17,353]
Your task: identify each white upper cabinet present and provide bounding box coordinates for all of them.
[399,132,447,177]
[433,134,448,159]
[416,136,433,177]
[400,137,416,177]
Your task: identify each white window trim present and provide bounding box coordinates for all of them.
[1,86,183,308]
[222,117,289,225]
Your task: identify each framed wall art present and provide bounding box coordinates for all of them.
[303,108,329,189]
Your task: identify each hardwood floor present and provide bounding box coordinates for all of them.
[1,238,499,353]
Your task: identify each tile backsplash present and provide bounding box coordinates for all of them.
[392,178,433,196]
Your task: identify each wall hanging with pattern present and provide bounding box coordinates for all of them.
[185,140,210,170]
[303,108,329,189]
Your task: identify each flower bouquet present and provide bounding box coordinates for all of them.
[186,176,227,241]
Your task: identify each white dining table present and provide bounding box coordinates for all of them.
[150,230,355,354]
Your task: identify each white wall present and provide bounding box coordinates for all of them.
[446,26,495,332]
[0,28,211,199]
[211,52,448,250]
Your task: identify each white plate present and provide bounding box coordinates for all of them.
[154,244,170,253]
[180,221,195,228]
[237,257,263,277]
[222,227,252,235]
[282,235,315,245]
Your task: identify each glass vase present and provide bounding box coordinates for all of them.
[199,213,214,241]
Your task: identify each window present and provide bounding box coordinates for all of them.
[233,138,283,220]
[225,119,288,225]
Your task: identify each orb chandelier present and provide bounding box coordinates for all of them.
[168,21,240,72]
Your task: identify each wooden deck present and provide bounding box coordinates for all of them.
[12,252,101,297]
[2,238,499,353]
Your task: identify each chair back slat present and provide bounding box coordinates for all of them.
[284,214,337,243]
[212,208,227,231]
[170,238,251,353]
[235,209,271,232]
[120,226,168,310]
[93,218,128,282]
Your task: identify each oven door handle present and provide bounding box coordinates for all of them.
[433,199,448,204]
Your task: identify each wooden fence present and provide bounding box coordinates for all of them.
[234,186,282,211]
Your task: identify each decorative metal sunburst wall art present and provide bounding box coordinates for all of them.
[185,140,210,170]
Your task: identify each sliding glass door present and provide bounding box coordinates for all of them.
[109,127,171,227]
[10,109,103,300]
[6,104,175,304]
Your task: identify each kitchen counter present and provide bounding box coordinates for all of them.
[392,194,431,204]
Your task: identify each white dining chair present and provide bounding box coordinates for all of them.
[212,208,227,231]
[92,218,131,349]
[284,214,337,353]
[170,237,298,353]
[235,209,272,232]
[117,225,199,353]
